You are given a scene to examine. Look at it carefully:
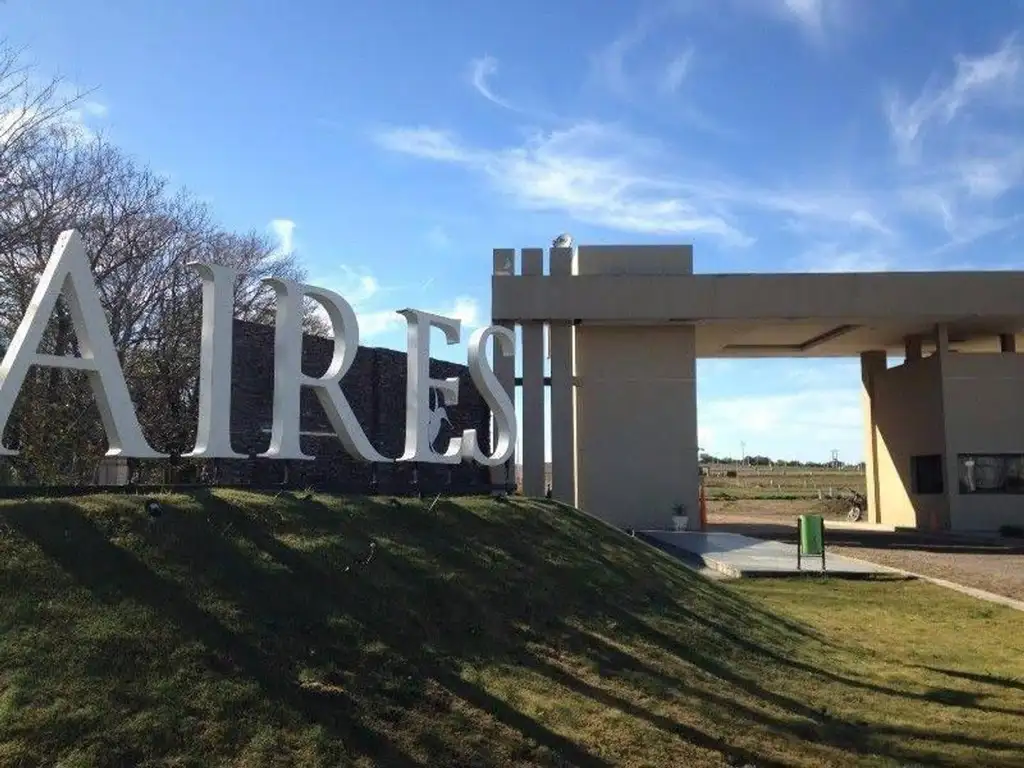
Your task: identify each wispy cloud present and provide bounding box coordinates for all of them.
[373,118,920,248]
[778,0,829,38]
[660,46,695,94]
[592,17,651,98]
[878,36,1024,250]
[732,0,850,44]
[468,55,516,111]
[374,123,753,245]
[885,35,1023,163]
[592,6,700,100]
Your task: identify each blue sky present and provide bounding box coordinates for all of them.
[4,0,1024,462]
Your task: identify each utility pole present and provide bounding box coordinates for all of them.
[740,441,746,465]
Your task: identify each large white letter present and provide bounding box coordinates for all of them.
[259,278,388,462]
[397,309,462,464]
[0,229,164,457]
[184,262,245,458]
[461,325,517,467]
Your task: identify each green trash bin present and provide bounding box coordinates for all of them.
[797,514,826,572]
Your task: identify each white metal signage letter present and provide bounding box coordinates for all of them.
[397,309,463,464]
[0,229,164,457]
[259,278,388,462]
[184,262,245,458]
[462,325,517,466]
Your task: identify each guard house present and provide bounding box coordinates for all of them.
[490,244,1024,533]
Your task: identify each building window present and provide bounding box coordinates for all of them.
[958,454,1024,494]
[911,454,944,495]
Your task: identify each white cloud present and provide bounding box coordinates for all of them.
[469,55,516,111]
[593,21,649,97]
[310,261,482,345]
[373,121,909,249]
[885,35,1023,162]
[354,296,481,342]
[660,46,695,94]
[354,309,404,339]
[0,93,108,147]
[374,127,469,162]
[442,296,480,329]
[779,0,828,37]
[727,0,850,44]
[698,386,863,461]
[868,36,1024,252]
[268,218,296,257]
[375,122,753,245]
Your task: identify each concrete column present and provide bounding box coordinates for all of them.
[520,248,546,497]
[548,247,575,504]
[860,350,887,524]
[575,324,697,529]
[1000,333,1017,353]
[572,244,696,530]
[491,249,516,492]
[934,323,950,356]
[905,335,922,362]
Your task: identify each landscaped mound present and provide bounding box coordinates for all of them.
[0,491,1021,767]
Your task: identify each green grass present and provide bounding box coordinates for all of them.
[0,491,1022,767]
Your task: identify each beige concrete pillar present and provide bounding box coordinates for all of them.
[1000,333,1017,353]
[934,323,950,356]
[491,249,516,492]
[548,246,575,504]
[860,350,887,524]
[905,335,922,362]
[575,324,697,529]
[520,248,546,497]
[572,245,697,530]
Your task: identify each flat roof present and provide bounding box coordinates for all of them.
[492,271,1024,357]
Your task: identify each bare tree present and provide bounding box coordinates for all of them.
[0,46,324,483]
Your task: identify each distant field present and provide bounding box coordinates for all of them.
[701,465,866,501]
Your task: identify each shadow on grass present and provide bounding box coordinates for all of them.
[1,500,418,766]
[1,490,1022,766]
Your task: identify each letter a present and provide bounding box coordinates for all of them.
[0,230,165,457]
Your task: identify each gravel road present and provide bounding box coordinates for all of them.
[709,501,1024,601]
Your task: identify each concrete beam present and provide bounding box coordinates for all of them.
[492,272,1024,323]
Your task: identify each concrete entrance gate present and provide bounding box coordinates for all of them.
[490,244,1024,534]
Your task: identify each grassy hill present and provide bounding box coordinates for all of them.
[0,491,1021,767]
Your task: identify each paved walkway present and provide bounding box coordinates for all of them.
[640,530,898,578]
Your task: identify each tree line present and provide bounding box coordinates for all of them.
[0,44,323,485]
[699,453,865,470]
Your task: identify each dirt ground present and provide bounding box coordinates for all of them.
[709,499,1024,602]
